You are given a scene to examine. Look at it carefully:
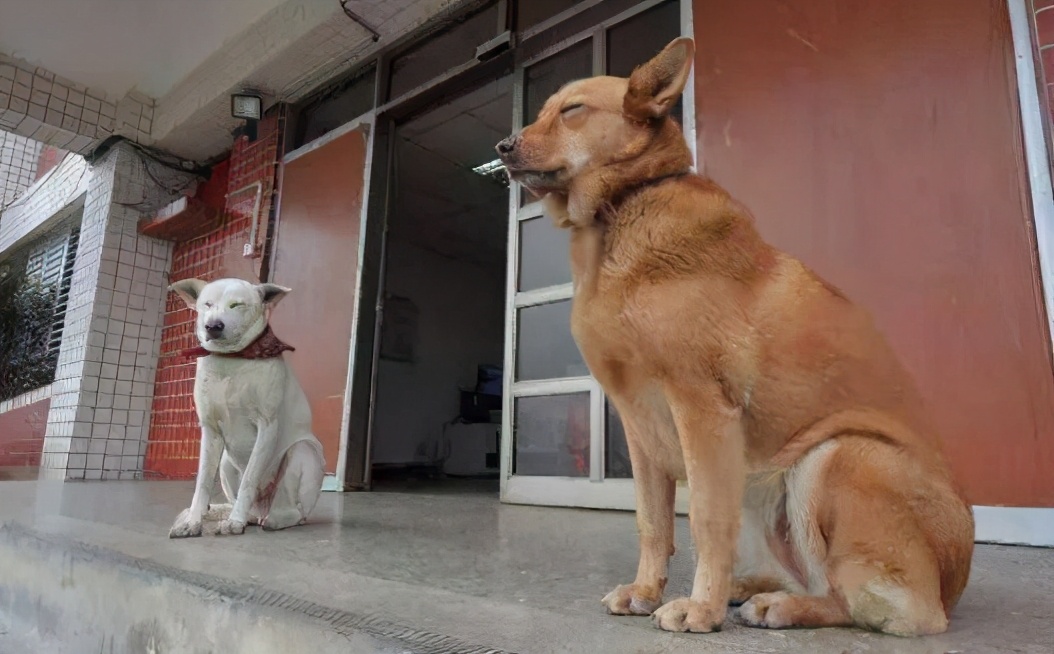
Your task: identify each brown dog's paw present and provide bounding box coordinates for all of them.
[652,598,726,633]
[729,576,786,606]
[738,592,792,629]
[601,584,663,616]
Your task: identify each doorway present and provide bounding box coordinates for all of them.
[369,76,513,494]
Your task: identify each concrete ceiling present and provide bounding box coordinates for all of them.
[391,75,512,268]
[0,0,289,101]
[0,0,462,161]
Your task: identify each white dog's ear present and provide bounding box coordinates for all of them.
[624,37,695,121]
[169,278,207,311]
[256,283,291,307]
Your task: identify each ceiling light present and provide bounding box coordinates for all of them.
[472,159,506,175]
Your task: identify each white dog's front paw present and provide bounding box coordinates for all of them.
[169,508,203,539]
[218,518,247,535]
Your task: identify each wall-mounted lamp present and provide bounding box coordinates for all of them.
[231,91,263,142]
[231,93,262,120]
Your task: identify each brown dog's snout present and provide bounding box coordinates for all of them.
[495,134,519,158]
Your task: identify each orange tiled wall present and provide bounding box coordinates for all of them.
[144,118,282,478]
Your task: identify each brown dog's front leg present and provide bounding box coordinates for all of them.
[602,441,675,616]
[652,386,745,633]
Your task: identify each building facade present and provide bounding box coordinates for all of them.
[1,0,1053,545]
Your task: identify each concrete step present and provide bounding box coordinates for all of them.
[1,481,1051,654]
[0,522,501,654]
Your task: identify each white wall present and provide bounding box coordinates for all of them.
[0,151,87,256]
[40,143,189,480]
[371,238,504,465]
[0,132,42,208]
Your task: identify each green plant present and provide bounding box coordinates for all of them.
[0,271,60,401]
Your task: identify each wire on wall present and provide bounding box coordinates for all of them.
[339,0,381,42]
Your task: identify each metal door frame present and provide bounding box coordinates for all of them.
[499,0,694,511]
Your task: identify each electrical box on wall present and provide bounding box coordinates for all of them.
[243,242,255,258]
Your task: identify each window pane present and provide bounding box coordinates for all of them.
[516,301,587,380]
[518,216,571,291]
[524,40,592,124]
[517,0,641,61]
[298,65,376,146]
[515,393,590,476]
[516,0,586,32]
[606,1,683,124]
[388,3,500,100]
[605,400,632,478]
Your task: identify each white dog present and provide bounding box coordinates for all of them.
[167,277,325,537]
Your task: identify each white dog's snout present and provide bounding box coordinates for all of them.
[205,318,225,336]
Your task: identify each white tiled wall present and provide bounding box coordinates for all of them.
[0,384,53,417]
[0,151,88,256]
[39,143,194,481]
[0,131,42,207]
[0,53,154,156]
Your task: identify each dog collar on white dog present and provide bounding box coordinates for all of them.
[182,325,295,360]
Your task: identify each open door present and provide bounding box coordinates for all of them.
[341,119,394,490]
[269,125,371,489]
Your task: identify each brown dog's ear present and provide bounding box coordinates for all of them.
[256,283,291,307]
[624,37,695,121]
[169,278,207,311]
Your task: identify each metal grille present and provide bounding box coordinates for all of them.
[24,225,80,354]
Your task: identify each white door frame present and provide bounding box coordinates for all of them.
[989,0,1054,546]
[499,0,688,507]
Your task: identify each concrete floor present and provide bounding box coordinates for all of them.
[1,479,1052,653]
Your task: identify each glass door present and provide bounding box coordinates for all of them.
[500,0,686,509]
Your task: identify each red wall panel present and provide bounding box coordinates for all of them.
[693,0,1054,506]
[268,128,368,475]
[0,397,49,478]
[34,146,66,181]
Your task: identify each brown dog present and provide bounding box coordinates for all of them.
[496,37,974,636]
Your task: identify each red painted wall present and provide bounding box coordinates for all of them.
[144,117,282,478]
[0,397,49,479]
[269,127,368,474]
[34,146,65,181]
[693,0,1054,506]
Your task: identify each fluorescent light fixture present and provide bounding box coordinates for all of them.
[472,159,506,176]
[231,93,263,120]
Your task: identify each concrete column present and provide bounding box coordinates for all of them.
[40,143,193,480]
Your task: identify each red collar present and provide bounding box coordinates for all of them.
[181,325,295,360]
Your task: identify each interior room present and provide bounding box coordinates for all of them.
[369,75,512,492]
